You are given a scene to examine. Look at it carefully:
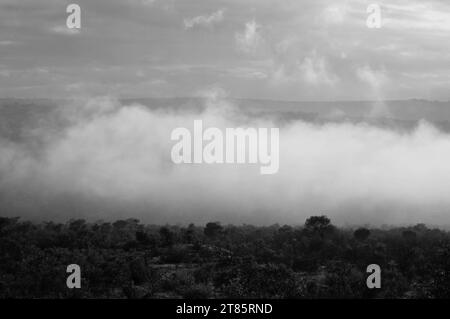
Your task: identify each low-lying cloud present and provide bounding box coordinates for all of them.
[1,95,450,227]
[184,9,225,29]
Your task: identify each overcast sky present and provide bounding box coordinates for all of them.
[1,0,450,100]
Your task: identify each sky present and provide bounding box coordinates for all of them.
[1,0,450,100]
[2,1,450,226]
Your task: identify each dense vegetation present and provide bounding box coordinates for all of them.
[1,216,450,299]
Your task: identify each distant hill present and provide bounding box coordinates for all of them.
[122,97,450,131]
[2,98,450,143]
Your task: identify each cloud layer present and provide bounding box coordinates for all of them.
[1,0,450,100]
[184,9,224,29]
[2,95,450,226]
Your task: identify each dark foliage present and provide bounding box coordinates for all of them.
[0,216,449,298]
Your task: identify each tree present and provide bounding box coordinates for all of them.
[353,228,371,241]
[204,222,223,238]
[402,230,417,242]
[159,227,174,247]
[183,223,196,244]
[135,231,150,245]
[304,216,335,239]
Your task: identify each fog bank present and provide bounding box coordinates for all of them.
[1,95,450,226]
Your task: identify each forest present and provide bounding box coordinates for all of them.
[0,215,449,299]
